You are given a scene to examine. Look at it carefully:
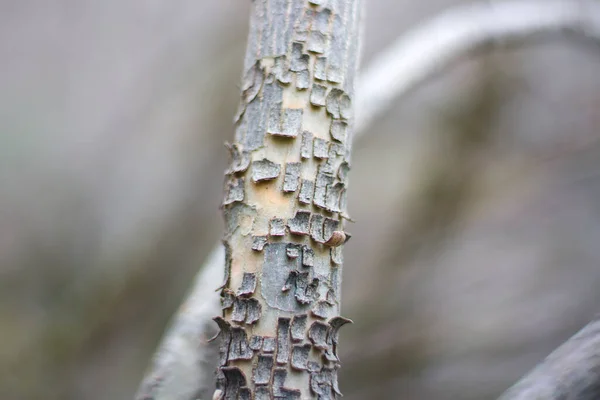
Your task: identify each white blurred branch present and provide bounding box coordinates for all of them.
[356,0,600,132]
[499,316,600,400]
[135,245,224,400]
[136,1,600,399]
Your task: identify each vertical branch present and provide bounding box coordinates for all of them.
[216,0,361,398]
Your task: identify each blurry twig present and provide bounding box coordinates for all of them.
[499,316,600,400]
[135,245,223,400]
[137,1,600,398]
[356,0,600,132]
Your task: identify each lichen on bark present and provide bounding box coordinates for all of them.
[216,0,361,398]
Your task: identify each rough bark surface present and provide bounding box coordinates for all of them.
[215,0,361,398]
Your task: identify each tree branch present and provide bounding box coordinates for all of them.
[136,1,600,399]
[499,316,600,400]
[356,0,600,132]
[135,245,223,400]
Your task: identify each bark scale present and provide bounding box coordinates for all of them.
[215,0,361,398]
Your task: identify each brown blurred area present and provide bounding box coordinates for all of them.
[1,1,600,399]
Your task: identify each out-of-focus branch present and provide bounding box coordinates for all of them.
[499,316,600,400]
[135,245,223,400]
[356,0,600,132]
[136,1,600,398]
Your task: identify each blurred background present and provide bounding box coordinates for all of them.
[1,1,600,399]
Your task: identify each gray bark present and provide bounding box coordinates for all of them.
[215,0,361,398]
[499,316,600,400]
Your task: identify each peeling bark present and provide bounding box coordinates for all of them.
[216,0,361,397]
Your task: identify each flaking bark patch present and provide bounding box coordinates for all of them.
[283,163,301,192]
[313,171,334,209]
[273,369,301,399]
[291,314,308,342]
[302,246,315,267]
[294,272,320,304]
[291,42,309,71]
[309,366,335,399]
[296,70,310,90]
[307,31,327,53]
[213,317,232,367]
[269,218,287,236]
[310,214,326,243]
[274,56,292,84]
[262,337,276,353]
[262,243,311,312]
[328,316,352,359]
[308,321,329,350]
[231,297,247,323]
[288,211,311,235]
[313,138,330,159]
[245,298,262,324]
[325,88,351,120]
[337,161,350,182]
[301,131,314,159]
[276,317,292,365]
[282,271,298,293]
[291,344,312,370]
[229,327,253,361]
[325,182,344,213]
[225,143,251,174]
[323,218,340,243]
[330,120,347,143]
[239,387,252,400]
[299,179,315,204]
[223,177,245,205]
[237,272,257,297]
[249,335,263,351]
[314,56,327,81]
[281,108,303,137]
[252,159,281,182]
[253,354,274,385]
[310,84,328,107]
[286,243,301,259]
[314,8,332,34]
[221,289,235,310]
[221,367,247,400]
[331,246,343,265]
[252,235,268,251]
[311,300,332,319]
[255,386,271,400]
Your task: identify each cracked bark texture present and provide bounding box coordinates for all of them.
[216,0,361,398]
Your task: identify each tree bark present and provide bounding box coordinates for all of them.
[215,0,361,398]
